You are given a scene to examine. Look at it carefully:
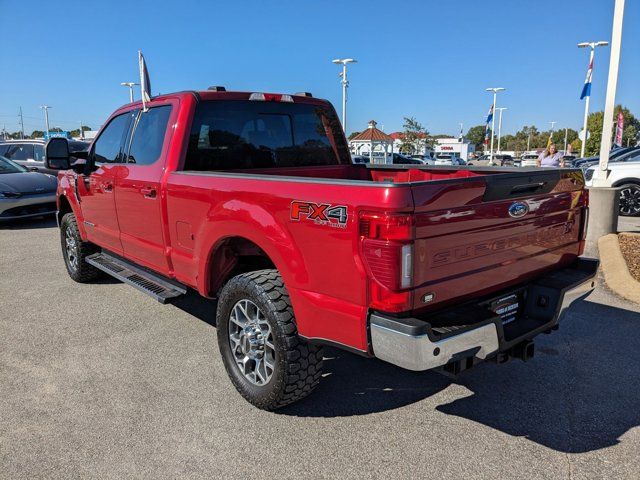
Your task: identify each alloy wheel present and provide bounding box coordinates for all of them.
[619,185,640,216]
[228,299,275,386]
[65,229,79,271]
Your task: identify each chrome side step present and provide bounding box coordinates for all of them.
[86,252,187,303]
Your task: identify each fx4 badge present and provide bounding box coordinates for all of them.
[290,201,348,229]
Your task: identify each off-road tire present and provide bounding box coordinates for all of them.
[60,213,102,282]
[216,269,324,410]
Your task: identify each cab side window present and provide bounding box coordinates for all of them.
[126,106,172,166]
[92,113,132,164]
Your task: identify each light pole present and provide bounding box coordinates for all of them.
[485,87,505,160]
[40,105,51,135]
[332,58,357,133]
[121,82,139,103]
[496,108,507,153]
[577,40,609,157]
[584,0,625,255]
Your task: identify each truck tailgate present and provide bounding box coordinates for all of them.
[410,170,587,311]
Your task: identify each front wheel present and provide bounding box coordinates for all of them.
[60,213,102,282]
[216,269,324,410]
[618,183,640,217]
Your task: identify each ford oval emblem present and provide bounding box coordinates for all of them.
[508,201,529,218]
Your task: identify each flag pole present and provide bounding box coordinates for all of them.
[138,50,149,112]
[580,49,594,157]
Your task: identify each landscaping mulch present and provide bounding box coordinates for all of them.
[618,232,640,282]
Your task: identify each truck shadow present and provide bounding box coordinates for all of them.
[279,297,640,454]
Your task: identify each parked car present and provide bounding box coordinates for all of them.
[45,89,597,410]
[434,152,465,166]
[410,154,435,165]
[573,146,640,170]
[0,155,57,220]
[584,149,640,216]
[351,155,369,164]
[467,154,513,166]
[392,153,423,165]
[0,139,90,175]
[519,154,539,168]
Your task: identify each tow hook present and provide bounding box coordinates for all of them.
[512,340,535,362]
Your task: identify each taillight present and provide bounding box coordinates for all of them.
[359,212,414,312]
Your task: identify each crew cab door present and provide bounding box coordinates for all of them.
[77,111,135,253]
[114,103,174,272]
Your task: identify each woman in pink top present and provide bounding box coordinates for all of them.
[537,143,565,168]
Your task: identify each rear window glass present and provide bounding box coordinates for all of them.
[184,100,350,171]
[5,144,33,161]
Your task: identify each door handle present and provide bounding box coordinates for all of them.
[102,182,113,192]
[140,186,157,198]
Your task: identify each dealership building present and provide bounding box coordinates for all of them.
[434,137,475,161]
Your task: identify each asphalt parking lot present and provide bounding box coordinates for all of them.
[2,217,640,479]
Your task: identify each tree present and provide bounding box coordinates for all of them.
[348,131,361,140]
[400,117,431,154]
[69,125,92,138]
[578,105,640,156]
[30,130,45,138]
[465,125,486,150]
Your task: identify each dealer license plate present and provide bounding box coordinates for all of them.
[490,292,522,326]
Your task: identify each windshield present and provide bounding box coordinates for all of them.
[184,100,351,171]
[0,155,27,174]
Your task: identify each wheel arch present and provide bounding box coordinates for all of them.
[611,177,640,187]
[203,235,280,297]
[57,194,73,226]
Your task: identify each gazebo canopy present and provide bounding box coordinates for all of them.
[349,120,394,163]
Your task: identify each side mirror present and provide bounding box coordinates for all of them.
[45,137,71,170]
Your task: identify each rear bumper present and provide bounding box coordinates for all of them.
[370,257,598,371]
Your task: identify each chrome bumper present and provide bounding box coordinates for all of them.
[370,258,598,372]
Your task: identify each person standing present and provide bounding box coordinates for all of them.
[537,143,565,167]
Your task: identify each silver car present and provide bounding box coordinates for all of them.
[0,156,57,221]
[0,139,89,175]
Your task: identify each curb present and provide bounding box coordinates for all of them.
[598,234,640,304]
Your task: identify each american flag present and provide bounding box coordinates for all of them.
[484,105,494,145]
[580,56,593,100]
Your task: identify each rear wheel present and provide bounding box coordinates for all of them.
[60,213,102,282]
[618,183,640,217]
[216,269,324,410]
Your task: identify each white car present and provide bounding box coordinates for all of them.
[434,153,465,166]
[519,153,539,168]
[584,150,640,216]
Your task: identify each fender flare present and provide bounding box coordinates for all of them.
[195,200,308,297]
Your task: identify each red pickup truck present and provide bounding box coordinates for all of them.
[45,89,598,410]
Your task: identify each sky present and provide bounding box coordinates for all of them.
[1,0,638,137]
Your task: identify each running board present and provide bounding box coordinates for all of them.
[85,252,187,303]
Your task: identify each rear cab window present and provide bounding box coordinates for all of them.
[183,100,350,171]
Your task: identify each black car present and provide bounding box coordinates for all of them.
[391,153,423,165]
[573,146,640,170]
